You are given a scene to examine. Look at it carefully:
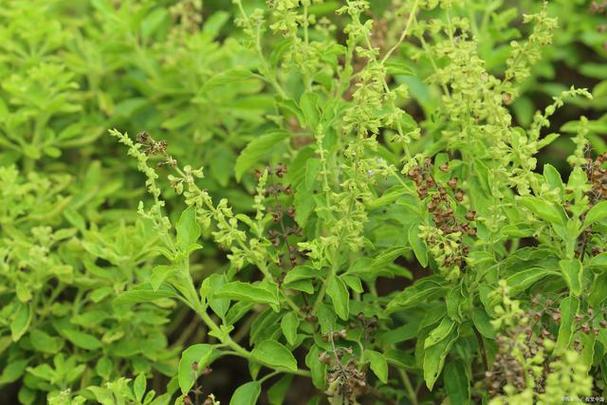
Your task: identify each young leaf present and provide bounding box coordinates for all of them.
[251,340,297,372]
[519,196,566,225]
[176,206,201,251]
[326,275,349,320]
[150,265,178,292]
[584,201,607,228]
[133,373,146,403]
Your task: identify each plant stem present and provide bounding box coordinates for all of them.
[398,369,419,405]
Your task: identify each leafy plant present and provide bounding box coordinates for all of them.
[2,0,607,404]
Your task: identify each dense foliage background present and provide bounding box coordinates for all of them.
[1,0,607,404]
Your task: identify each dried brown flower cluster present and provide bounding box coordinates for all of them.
[408,159,476,273]
[486,296,604,397]
[321,344,367,404]
[408,159,476,236]
[585,152,607,205]
[258,164,305,270]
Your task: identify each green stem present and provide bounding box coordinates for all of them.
[398,369,419,405]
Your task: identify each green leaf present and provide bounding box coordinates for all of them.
[519,196,565,225]
[59,328,102,350]
[114,284,177,306]
[444,360,470,404]
[326,276,349,320]
[423,327,458,390]
[366,350,388,384]
[556,296,579,352]
[234,131,289,181]
[133,374,146,403]
[251,340,297,372]
[29,329,62,354]
[589,253,607,270]
[176,206,201,251]
[584,201,607,228]
[267,375,293,405]
[178,344,215,394]
[471,308,496,339]
[10,302,31,342]
[201,11,230,40]
[283,265,317,284]
[201,273,230,318]
[543,164,563,192]
[424,318,455,349]
[589,273,607,307]
[305,345,327,389]
[230,381,261,405]
[215,281,279,307]
[506,267,558,295]
[408,223,428,267]
[387,276,446,312]
[280,312,299,346]
[559,259,583,296]
[150,265,178,292]
[299,92,321,129]
[0,359,28,384]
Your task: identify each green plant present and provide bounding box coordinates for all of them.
[2,0,607,404]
